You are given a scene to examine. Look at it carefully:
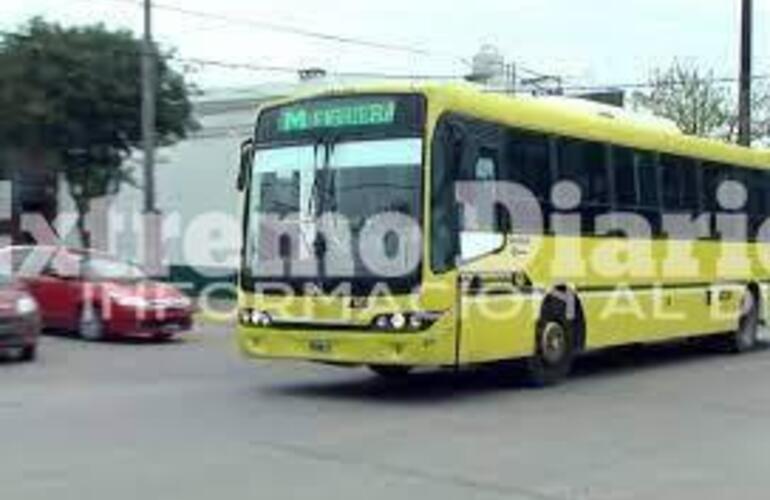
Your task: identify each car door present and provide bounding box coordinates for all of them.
[25,253,83,330]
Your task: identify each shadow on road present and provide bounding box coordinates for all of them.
[258,339,769,404]
[41,329,190,347]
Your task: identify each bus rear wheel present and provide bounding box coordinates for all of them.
[728,291,760,354]
[369,365,413,379]
[526,313,576,387]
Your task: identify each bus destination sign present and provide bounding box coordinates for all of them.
[278,99,397,133]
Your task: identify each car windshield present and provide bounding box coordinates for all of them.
[0,271,12,287]
[77,255,146,281]
[0,247,34,282]
[246,137,423,292]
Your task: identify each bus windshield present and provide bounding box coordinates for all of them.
[245,137,423,294]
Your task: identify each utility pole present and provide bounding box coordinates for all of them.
[738,0,753,146]
[141,0,162,274]
[141,0,156,213]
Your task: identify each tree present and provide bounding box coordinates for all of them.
[0,18,197,247]
[632,61,731,137]
[725,83,770,145]
[632,60,770,145]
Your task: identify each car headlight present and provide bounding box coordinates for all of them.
[15,296,38,315]
[111,294,151,308]
[174,296,193,309]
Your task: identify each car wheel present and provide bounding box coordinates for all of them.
[19,345,37,362]
[79,304,105,342]
[526,309,576,387]
[729,291,759,354]
[369,365,413,379]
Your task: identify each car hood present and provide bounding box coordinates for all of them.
[102,280,189,302]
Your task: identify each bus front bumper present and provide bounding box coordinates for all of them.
[237,324,457,367]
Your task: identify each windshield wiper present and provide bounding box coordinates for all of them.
[307,136,341,265]
[308,136,336,218]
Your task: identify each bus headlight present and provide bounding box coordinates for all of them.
[389,313,407,330]
[371,312,442,332]
[240,309,273,327]
[408,314,424,330]
[252,310,272,327]
[374,315,391,330]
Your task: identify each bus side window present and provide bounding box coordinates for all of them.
[463,150,500,232]
[611,147,661,236]
[725,166,750,241]
[502,128,552,234]
[660,155,697,212]
[734,167,764,239]
[473,153,496,181]
[452,120,509,260]
[636,151,661,236]
[747,169,765,237]
[504,129,551,201]
[430,117,463,274]
[757,170,770,222]
[555,137,610,234]
[612,146,638,209]
[701,163,720,212]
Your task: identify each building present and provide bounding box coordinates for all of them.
[0,149,58,246]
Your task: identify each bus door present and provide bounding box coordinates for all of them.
[458,268,539,364]
[456,240,537,364]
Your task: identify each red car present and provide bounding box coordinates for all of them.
[2,246,195,342]
[0,277,41,362]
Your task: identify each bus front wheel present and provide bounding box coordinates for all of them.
[526,310,576,387]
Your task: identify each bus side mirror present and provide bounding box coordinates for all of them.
[237,138,254,192]
[495,203,512,234]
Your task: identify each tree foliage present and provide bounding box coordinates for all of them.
[632,60,770,145]
[725,84,770,145]
[0,18,197,245]
[632,62,730,137]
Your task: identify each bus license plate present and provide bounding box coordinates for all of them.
[309,339,332,353]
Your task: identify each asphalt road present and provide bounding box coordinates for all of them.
[2,322,770,500]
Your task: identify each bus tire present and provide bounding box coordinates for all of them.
[526,304,576,387]
[728,290,760,354]
[369,365,413,379]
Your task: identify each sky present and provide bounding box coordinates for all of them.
[1,0,769,90]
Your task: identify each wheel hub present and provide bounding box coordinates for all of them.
[541,321,567,365]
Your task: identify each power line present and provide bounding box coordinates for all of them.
[102,0,565,81]
[115,0,563,81]
[104,0,468,64]
[177,55,462,80]
[563,74,770,93]
[0,28,464,80]
[7,26,766,92]
[9,1,557,86]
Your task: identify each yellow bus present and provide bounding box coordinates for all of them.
[236,82,770,385]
